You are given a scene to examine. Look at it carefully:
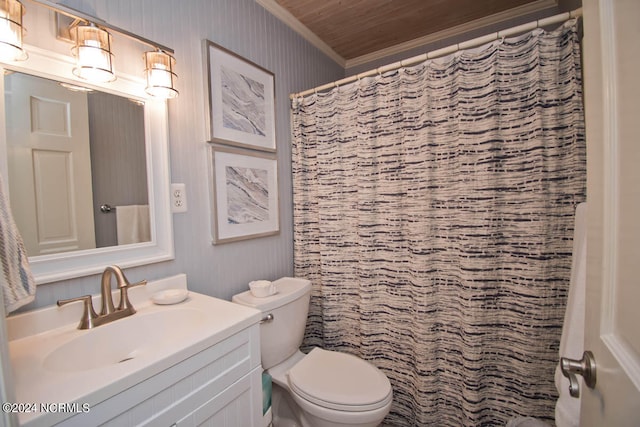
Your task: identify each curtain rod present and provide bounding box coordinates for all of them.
[290,7,582,100]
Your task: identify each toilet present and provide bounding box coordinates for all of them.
[233,277,393,427]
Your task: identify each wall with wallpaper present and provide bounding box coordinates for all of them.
[23,0,344,309]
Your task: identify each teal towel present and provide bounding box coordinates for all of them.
[262,372,272,415]
[0,174,36,313]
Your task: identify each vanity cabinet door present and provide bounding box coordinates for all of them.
[175,366,263,427]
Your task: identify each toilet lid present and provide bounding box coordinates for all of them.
[288,348,392,412]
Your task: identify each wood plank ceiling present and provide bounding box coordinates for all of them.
[274,0,548,60]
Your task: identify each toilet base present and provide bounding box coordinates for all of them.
[267,349,390,427]
[271,374,380,427]
[271,383,383,427]
[271,383,303,427]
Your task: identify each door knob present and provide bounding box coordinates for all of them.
[560,350,597,398]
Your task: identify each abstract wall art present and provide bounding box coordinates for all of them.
[210,146,279,244]
[206,40,276,152]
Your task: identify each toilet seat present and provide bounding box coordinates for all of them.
[288,348,392,412]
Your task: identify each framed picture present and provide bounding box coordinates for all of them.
[206,40,276,152]
[210,146,279,244]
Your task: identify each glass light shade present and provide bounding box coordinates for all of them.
[71,23,115,83]
[144,50,178,99]
[0,0,27,61]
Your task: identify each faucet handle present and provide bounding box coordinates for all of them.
[130,280,148,288]
[118,280,147,312]
[57,295,99,329]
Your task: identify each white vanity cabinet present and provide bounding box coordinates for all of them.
[8,276,265,427]
[59,325,262,427]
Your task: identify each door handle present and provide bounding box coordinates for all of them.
[560,350,597,398]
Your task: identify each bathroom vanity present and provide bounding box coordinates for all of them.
[6,275,263,427]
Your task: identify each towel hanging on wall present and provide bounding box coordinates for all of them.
[0,174,36,313]
[116,204,151,245]
[554,202,587,427]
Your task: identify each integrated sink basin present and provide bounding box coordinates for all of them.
[42,307,206,372]
[7,274,262,427]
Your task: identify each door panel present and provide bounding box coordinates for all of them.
[581,0,640,424]
[5,72,96,255]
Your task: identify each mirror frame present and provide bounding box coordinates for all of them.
[0,44,174,284]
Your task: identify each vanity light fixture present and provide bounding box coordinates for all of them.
[71,22,116,83]
[19,0,179,98]
[144,49,178,99]
[0,0,27,61]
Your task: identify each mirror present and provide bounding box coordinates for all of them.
[5,71,150,255]
[0,46,174,284]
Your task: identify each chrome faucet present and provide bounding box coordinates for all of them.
[57,265,147,329]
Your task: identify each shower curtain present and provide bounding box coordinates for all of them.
[291,20,585,426]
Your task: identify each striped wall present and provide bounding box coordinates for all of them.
[23,0,344,309]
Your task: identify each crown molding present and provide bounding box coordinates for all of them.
[256,0,346,67]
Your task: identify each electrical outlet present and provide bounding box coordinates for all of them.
[171,183,187,213]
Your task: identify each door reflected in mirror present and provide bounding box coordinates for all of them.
[4,71,149,257]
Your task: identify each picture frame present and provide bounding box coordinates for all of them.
[210,146,280,244]
[205,40,276,152]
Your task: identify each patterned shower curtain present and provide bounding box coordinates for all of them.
[291,20,585,426]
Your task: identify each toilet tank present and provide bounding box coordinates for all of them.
[232,277,311,369]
